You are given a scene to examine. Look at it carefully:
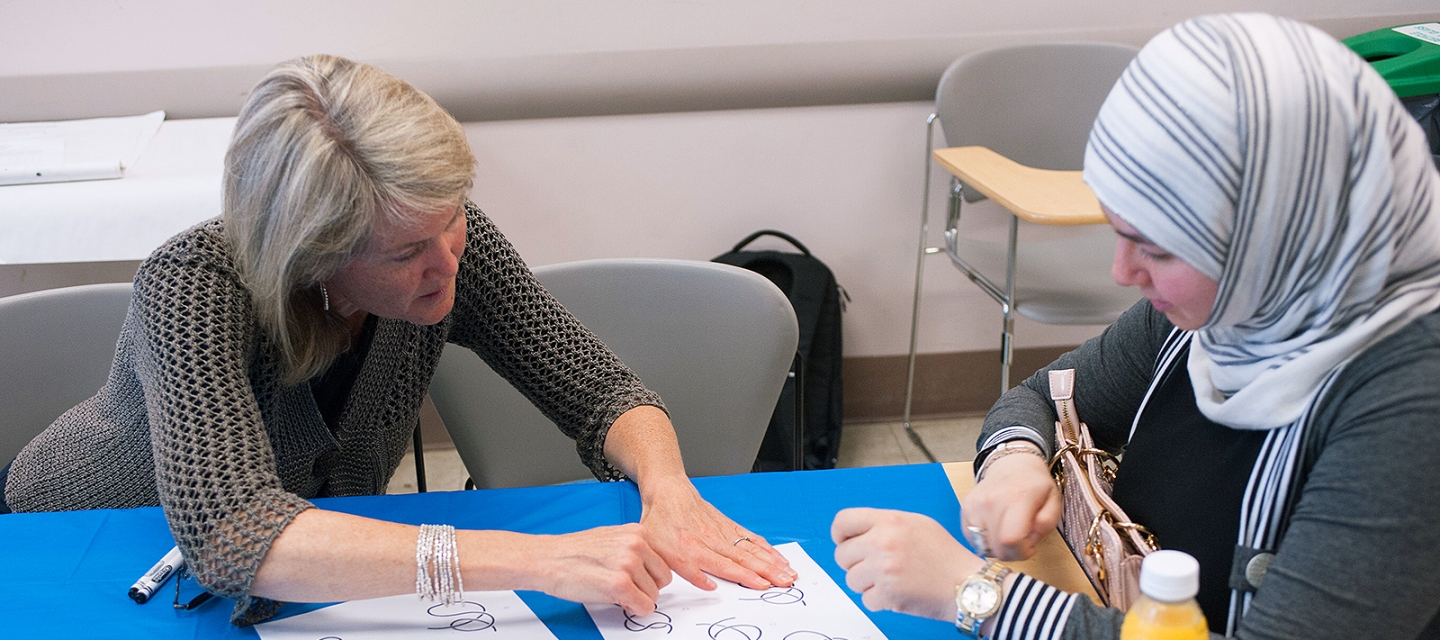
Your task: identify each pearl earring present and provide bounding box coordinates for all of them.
[321,284,330,311]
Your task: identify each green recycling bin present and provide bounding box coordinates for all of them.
[1345,22,1440,166]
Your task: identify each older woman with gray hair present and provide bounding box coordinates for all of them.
[831,13,1440,640]
[1,54,794,625]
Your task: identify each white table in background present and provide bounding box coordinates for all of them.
[0,117,233,296]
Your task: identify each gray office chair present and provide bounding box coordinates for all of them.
[903,43,1142,458]
[0,283,134,463]
[429,258,800,489]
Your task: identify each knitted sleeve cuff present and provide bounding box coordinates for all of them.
[981,427,1050,458]
[974,427,1051,476]
[585,390,668,482]
[173,488,313,625]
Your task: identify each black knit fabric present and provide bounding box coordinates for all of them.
[3,202,663,624]
[309,314,378,435]
[1109,353,1266,632]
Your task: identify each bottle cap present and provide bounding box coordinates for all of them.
[1139,550,1200,602]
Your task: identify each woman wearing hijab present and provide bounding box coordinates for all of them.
[831,13,1440,639]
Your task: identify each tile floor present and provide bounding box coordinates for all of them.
[386,416,985,494]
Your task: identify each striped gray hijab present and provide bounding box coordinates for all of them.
[1084,13,1440,430]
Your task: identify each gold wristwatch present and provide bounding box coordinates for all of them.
[956,559,1011,637]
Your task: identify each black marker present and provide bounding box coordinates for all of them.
[129,546,183,604]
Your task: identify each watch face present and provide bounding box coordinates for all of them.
[959,580,1000,616]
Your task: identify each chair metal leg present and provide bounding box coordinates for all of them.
[412,418,427,493]
[941,184,1020,396]
[791,351,805,471]
[1000,215,1019,393]
[903,114,940,464]
[1000,312,1014,393]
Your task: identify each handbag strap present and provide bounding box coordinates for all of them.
[1051,368,1157,549]
[1049,369,1080,443]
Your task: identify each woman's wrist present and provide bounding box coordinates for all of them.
[456,529,550,592]
[603,405,688,489]
[977,571,1024,637]
[636,473,703,517]
[976,440,1047,482]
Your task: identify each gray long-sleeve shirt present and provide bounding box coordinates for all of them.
[977,301,1440,639]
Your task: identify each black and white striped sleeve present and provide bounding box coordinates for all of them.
[990,574,1088,640]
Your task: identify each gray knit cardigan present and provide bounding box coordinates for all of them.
[4,202,663,624]
[976,302,1440,639]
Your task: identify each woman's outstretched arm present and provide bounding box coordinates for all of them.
[251,509,672,616]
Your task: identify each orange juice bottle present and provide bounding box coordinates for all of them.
[1120,550,1208,640]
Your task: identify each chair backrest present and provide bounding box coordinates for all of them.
[0,283,134,463]
[429,258,800,489]
[936,42,1139,172]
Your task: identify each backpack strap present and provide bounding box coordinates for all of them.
[730,230,812,256]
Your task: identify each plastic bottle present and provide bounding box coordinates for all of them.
[1119,550,1209,640]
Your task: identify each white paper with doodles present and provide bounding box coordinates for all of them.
[255,589,557,640]
[585,542,887,640]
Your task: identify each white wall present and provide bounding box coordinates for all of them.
[6,1,1437,357]
[462,102,1112,357]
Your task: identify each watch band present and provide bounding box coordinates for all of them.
[956,560,1013,637]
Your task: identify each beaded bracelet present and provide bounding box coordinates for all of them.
[416,524,464,605]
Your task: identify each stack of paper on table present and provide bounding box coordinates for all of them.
[256,542,886,640]
[0,111,164,186]
[256,589,558,640]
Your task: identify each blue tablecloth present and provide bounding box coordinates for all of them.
[0,464,963,638]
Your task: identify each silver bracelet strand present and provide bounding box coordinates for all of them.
[415,524,434,599]
[416,524,464,605]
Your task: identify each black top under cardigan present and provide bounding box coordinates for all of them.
[1111,347,1266,631]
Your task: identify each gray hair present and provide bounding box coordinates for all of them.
[223,54,475,384]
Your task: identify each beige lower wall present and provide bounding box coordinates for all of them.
[0,261,142,299]
[841,346,1075,423]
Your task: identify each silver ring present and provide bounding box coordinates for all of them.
[964,525,990,558]
[732,535,751,546]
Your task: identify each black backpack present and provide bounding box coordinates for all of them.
[713,230,847,471]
